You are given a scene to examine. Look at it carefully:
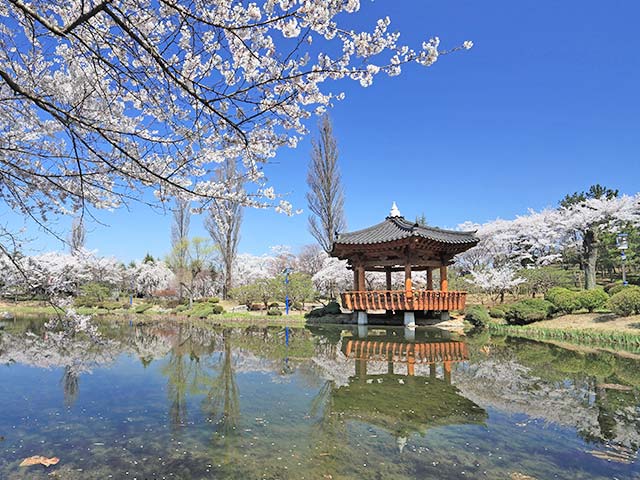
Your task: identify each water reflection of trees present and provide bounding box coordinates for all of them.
[462,334,640,462]
[7,318,640,467]
[61,365,79,407]
[201,329,240,436]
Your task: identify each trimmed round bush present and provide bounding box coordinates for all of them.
[608,286,640,317]
[505,299,554,325]
[489,306,506,319]
[464,305,490,327]
[269,302,280,309]
[206,297,220,304]
[134,303,153,314]
[187,303,222,318]
[545,287,579,313]
[605,282,625,296]
[267,307,283,316]
[306,301,342,318]
[324,301,342,315]
[97,301,125,311]
[209,304,224,315]
[577,288,609,312]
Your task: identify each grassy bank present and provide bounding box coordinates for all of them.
[488,323,640,352]
[0,301,307,326]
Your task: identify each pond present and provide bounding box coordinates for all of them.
[1,318,640,479]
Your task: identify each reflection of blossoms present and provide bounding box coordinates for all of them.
[45,298,99,339]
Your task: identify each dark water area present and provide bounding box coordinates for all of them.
[1,318,640,479]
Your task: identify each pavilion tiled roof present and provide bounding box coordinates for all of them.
[333,216,479,247]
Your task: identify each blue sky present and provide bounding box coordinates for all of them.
[5,0,640,262]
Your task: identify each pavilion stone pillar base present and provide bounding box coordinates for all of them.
[356,311,368,325]
[403,311,416,327]
[404,326,416,341]
[439,310,451,321]
[357,325,369,338]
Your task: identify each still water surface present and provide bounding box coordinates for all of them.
[1,318,640,479]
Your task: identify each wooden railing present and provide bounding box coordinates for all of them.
[340,290,467,311]
[345,340,468,364]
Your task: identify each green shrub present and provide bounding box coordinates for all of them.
[608,287,640,317]
[577,288,609,312]
[544,286,567,304]
[505,299,554,325]
[605,282,625,296]
[464,305,490,327]
[267,307,282,316]
[195,297,220,304]
[74,296,98,308]
[209,304,224,315]
[79,282,112,302]
[306,301,342,318]
[134,303,153,314]
[324,301,342,315]
[307,307,325,317]
[489,306,506,318]
[269,302,280,309]
[292,302,303,311]
[97,301,124,311]
[187,304,216,318]
[545,287,580,313]
[174,304,189,313]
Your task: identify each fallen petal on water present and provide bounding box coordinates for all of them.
[19,455,60,467]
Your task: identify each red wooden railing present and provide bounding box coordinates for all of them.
[340,290,467,311]
[344,340,468,364]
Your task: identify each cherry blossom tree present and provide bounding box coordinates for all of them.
[232,253,274,287]
[0,0,472,257]
[132,260,175,297]
[466,266,525,303]
[312,256,351,299]
[297,244,327,277]
[555,192,640,289]
[457,191,640,292]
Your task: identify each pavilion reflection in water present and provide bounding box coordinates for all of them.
[328,327,487,451]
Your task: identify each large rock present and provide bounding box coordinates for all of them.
[230,305,249,313]
[0,311,14,320]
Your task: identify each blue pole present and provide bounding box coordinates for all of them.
[285,271,290,315]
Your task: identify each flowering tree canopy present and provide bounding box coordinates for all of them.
[0,0,472,243]
[458,193,640,291]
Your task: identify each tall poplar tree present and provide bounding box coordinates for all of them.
[306,115,347,253]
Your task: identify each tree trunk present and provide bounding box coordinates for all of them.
[583,228,598,290]
[224,257,233,300]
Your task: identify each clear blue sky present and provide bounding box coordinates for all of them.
[5,0,640,261]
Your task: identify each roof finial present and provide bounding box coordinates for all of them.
[389,202,402,218]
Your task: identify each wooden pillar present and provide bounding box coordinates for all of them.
[443,361,452,384]
[427,267,434,290]
[353,267,359,291]
[404,263,412,294]
[356,357,367,378]
[407,354,415,376]
[404,263,412,283]
[429,363,436,378]
[385,267,392,290]
[439,265,448,292]
[358,266,366,292]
